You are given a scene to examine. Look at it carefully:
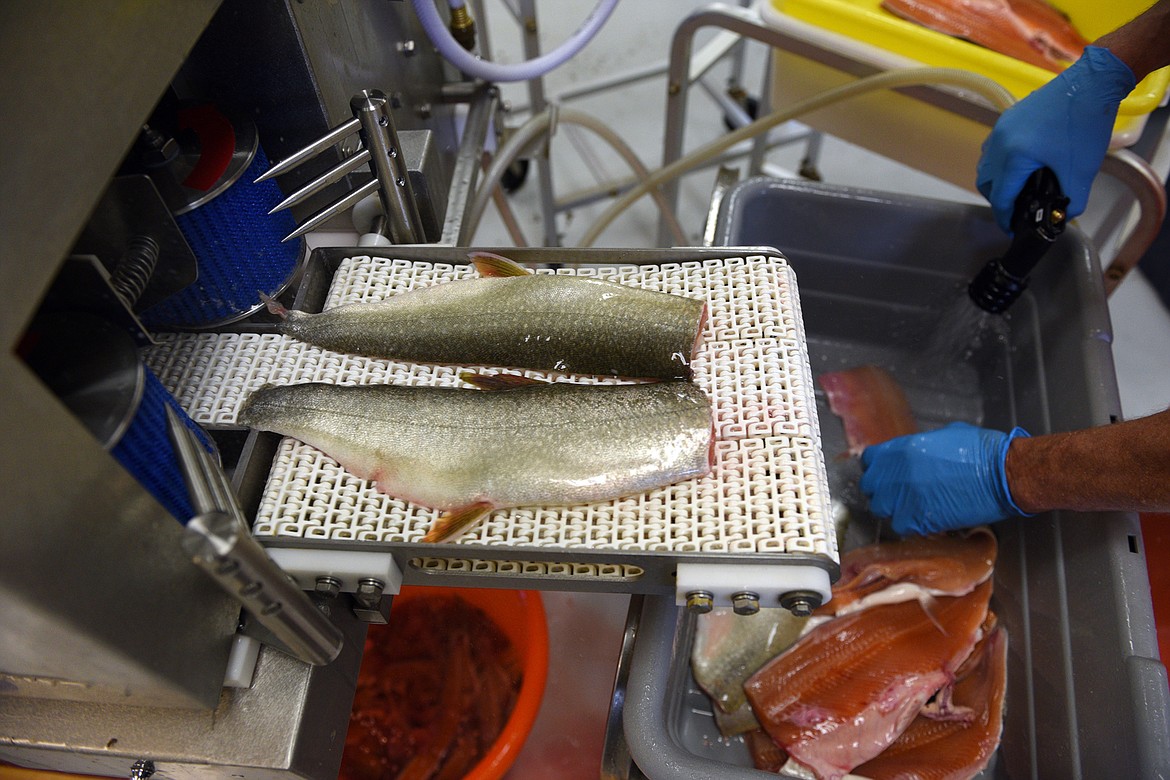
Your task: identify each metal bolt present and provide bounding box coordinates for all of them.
[129,760,155,780]
[397,40,416,56]
[780,590,823,618]
[355,578,385,609]
[314,576,342,599]
[731,591,760,616]
[685,590,714,614]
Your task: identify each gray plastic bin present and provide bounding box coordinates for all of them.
[619,178,1170,778]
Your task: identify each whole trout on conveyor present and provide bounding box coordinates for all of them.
[266,252,707,380]
[237,376,715,542]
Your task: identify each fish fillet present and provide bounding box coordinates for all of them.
[691,607,808,735]
[882,0,1088,72]
[268,253,707,380]
[852,624,1008,780]
[817,528,997,618]
[819,366,917,456]
[744,579,993,780]
[237,379,714,540]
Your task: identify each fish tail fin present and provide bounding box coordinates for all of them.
[423,501,494,542]
[470,251,531,277]
[259,291,289,319]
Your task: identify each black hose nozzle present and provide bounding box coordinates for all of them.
[968,167,1069,314]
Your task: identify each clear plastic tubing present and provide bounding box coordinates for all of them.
[579,67,1017,247]
[411,0,620,83]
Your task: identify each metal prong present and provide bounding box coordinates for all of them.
[254,117,361,183]
[165,405,218,516]
[268,148,371,214]
[281,178,379,242]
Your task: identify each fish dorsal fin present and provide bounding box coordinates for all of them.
[470,251,531,277]
[459,371,547,391]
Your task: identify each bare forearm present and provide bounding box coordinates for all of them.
[1005,409,1170,514]
[1095,0,1170,80]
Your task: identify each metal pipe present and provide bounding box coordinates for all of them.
[1100,149,1168,295]
[166,408,344,667]
[351,90,425,244]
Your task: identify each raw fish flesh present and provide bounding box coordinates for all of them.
[744,579,993,780]
[691,607,808,736]
[266,252,707,380]
[817,527,997,618]
[819,366,917,457]
[237,378,714,542]
[852,623,1009,780]
[882,0,1089,73]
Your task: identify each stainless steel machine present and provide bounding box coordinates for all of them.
[0,2,484,776]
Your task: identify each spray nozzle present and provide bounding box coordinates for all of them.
[968,167,1069,314]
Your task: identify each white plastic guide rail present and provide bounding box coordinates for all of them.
[145,252,838,610]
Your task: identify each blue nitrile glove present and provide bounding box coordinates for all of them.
[860,422,1033,536]
[977,45,1136,233]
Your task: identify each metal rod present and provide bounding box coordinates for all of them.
[166,406,218,518]
[351,90,424,244]
[253,117,361,183]
[282,178,380,242]
[166,407,344,667]
[1100,149,1168,295]
[183,511,344,667]
[267,148,371,214]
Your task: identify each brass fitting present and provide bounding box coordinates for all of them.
[449,5,477,51]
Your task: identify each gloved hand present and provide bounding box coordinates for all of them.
[860,422,1033,536]
[976,45,1136,233]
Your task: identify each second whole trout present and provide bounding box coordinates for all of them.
[238,379,715,541]
[268,253,707,380]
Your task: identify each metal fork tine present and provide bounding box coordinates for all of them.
[254,117,361,183]
[281,178,380,242]
[268,148,371,214]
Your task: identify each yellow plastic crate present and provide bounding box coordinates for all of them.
[769,0,1169,134]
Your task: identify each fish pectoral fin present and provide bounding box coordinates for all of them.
[259,291,288,319]
[459,371,548,391]
[469,251,531,277]
[422,502,494,543]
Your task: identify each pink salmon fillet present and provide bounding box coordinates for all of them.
[853,622,1009,780]
[815,527,997,618]
[882,0,1089,73]
[744,579,993,780]
[819,365,917,456]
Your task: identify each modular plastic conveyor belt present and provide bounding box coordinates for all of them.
[145,251,838,606]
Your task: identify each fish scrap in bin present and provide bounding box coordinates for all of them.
[744,578,994,780]
[816,527,997,618]
[691,607,808,736]
[237,378,714,542]
[853,622,1009,780]
[265,251,707,380]
[881,0,1089,73]
[819,365,917,457]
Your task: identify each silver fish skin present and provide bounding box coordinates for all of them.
[237,380,714,511]
[275,274,706,380]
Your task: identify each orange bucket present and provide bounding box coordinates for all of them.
[367,585,550,780]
